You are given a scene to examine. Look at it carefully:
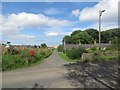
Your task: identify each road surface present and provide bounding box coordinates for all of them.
[2,50,118,89]
[2,50,76,88]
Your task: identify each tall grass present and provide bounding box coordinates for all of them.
[2,46,53,71]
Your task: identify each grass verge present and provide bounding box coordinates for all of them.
[99,56,117,61]
[59,52,79,62]
[2,48,53,71]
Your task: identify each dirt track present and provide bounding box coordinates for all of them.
[2,50,76,88]
[2,50,119,89]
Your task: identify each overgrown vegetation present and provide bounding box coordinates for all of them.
[58,28,119,62]
[2,46,53,71]
[57,45,64,52]
[59,52,78,62]
[99,56,117,61]
[65,47,86,59]
[106,36,120,51]
[82,51,119,62]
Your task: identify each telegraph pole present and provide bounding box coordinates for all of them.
[99,10,105,49]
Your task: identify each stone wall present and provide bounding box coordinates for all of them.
[81,51,119,61]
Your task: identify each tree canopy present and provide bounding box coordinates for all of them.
[86,28,99,42]
[63,28,120,44]
[41,43,47,48]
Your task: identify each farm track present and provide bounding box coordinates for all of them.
[2,50,76,88]
[2,50,119,89]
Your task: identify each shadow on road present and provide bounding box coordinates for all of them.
[64,60,119,90]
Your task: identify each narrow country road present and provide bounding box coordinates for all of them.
[2,50,76,88]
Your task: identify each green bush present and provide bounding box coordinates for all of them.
[66,47,86,59]
[66,48,77,59]
[57,45,64,52]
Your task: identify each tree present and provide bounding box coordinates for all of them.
[34,45,37,48]
[85,28,99,43]
[41,43,47,48]
[101,28,120,43]
[63,30,93,44]
[72,31,93,44]
[71,30,81,36]
[80,31,93,44]
[63,28,119,45]
[63,36,72,44]
[71,35,80,44]
[101,31,110,43]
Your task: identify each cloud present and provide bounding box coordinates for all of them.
[45,32,58,36]
[44,31,72,37]
[71,27,82,31]
[72,9,80,17]
[72,0,118,22]
[3,12,70,28]
[2,12,71,39]
[11,34,36,39]
[72,22,118,31]
[44,8,62,15]
[90,22,118,31]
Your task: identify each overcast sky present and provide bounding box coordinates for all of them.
[1,0,118,46]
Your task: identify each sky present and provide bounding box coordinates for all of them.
[1,0,119,46]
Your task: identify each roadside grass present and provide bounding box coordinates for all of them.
[2,56,45,72]
[59,52,79,62]
[0,55,2,71]
[2,47,53,71]
[59,50,119,62]
[99,55,117,61]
